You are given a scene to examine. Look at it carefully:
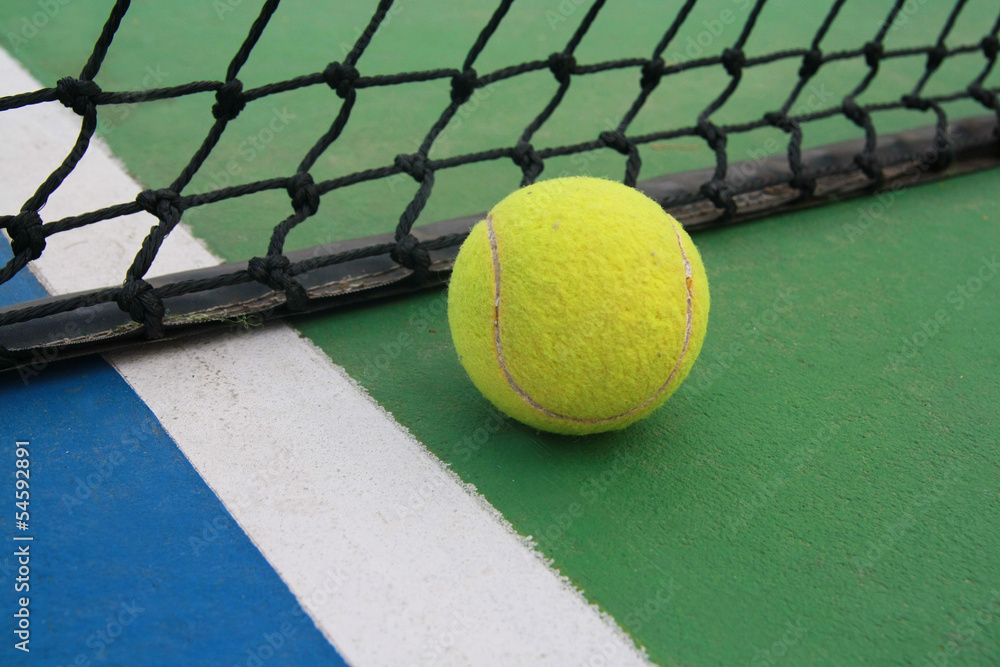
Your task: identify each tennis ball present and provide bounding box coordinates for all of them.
[447,176,710,435]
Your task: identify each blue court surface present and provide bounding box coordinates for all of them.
[1,247,347,666]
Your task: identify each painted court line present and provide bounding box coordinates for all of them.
[0,51,651,666]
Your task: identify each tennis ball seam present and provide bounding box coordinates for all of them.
[486,213,696,425]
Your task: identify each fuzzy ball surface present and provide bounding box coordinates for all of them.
[447,176,710,435]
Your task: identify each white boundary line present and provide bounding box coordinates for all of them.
[0,51,651,666]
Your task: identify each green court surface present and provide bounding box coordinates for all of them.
[4,1,999,664]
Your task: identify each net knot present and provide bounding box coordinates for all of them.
[902,94,930,111]
[863,42,884,68]
[700,181,735,216]
[247,255,309,310]
[599,130,631,155]
[395,153,429,182]
[511,141,543,181]
[721,48,745,77]
[841,97,866,126]
[7,211,46,261]
[641,58,665,91]
[982,35,1000,60]
[56,77,101,116]
[213,79,246,121]
[695,119,726,148]
[136,189,183,224]
[451,68,478,105]
[799,49,823,79]
[390,233,431,273]
[323,62,360,98]
[286,172,320,217]
[968,82,997,108]
[764,111,792,132]
[548,52,576,84]
[926,45,947,72]
[116,279,165,338]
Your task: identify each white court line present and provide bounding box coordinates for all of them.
[0,51,651,667]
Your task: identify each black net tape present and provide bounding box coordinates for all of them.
[1,0,999,363]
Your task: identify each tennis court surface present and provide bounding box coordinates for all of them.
[1,1,999,665]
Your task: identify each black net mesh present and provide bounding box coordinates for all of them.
[1,0,999,355]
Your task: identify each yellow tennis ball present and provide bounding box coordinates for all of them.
[447,176,710,435]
